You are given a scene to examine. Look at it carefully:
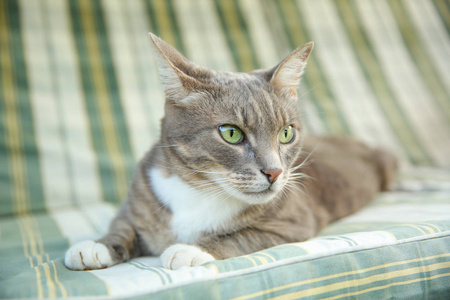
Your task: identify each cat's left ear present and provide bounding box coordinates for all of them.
[267,42,314,94]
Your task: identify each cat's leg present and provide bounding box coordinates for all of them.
[161,227,304,269]
[65,215,137,270]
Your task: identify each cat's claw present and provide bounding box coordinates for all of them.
[65,240,114,270]
[161,244,215,270]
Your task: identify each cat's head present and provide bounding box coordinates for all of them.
[149,33,313,205]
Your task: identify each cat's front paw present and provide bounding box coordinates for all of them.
[65,240,115,270]
[161,244,215,270]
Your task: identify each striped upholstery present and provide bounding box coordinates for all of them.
[0,0,449,298]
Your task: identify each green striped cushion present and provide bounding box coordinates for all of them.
[0,0,449,298]
[1,189,449,298]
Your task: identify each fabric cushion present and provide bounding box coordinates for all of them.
[1,184,449,298]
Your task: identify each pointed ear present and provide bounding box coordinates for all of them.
[149,33,208,104]
[268,42,314,92]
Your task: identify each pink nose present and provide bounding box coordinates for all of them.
[262,169,283,183]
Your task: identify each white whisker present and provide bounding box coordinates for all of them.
[153,144,181,148]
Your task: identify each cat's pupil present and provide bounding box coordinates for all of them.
[230,129,234,137]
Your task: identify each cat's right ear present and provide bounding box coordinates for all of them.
[267,42,314,96]
[149,33,208,105]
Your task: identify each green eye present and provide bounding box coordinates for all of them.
[219,125,244,144]
[279,125,295,144]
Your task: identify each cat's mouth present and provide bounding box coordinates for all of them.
[242,187,274,196]
[227,183,282,205]
[211,173,285,205]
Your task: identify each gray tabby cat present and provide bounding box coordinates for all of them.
[65,33,397,270]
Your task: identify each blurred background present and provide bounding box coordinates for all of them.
[0,0,449,215]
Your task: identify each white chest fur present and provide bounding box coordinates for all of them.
[149,168,247,243]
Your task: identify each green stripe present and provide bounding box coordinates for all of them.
[91,0,134,183]
[322,218,450,238]
[213,0,242,71]
[0,32,13,216]
[274,0,351,135]
[128,261,170,285]
[145,0,186,55]
[0,217,38,271]
[27,215,68,298]
[69,0,108,205]
[335,0,433,165]
[144,0,159,38]
[46,262,67,298]
[432,0,450,34]
[0,212,107,297]
[69,0,133,205]
[390,0,450,124]
[12,0,46,214]
[4,213,67,269]
[34,212,65,241]
[0,259,109,298]
[123,3,160,143]
[214,0,261,71]
[232,0,260,70]
[0,0,45,215]
[40,1,77,207]
[165,0,186,55]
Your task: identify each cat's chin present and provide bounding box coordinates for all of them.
[235,189,280,205]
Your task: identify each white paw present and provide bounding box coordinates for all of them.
[161,244,215,270]
[64,240,114,270]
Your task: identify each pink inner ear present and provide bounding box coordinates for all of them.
[270,42,313,89]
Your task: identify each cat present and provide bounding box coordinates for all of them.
[64,33,398,271]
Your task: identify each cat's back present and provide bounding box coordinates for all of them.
[291,136,398,225]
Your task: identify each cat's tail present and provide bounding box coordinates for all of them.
[373,148,399,192]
